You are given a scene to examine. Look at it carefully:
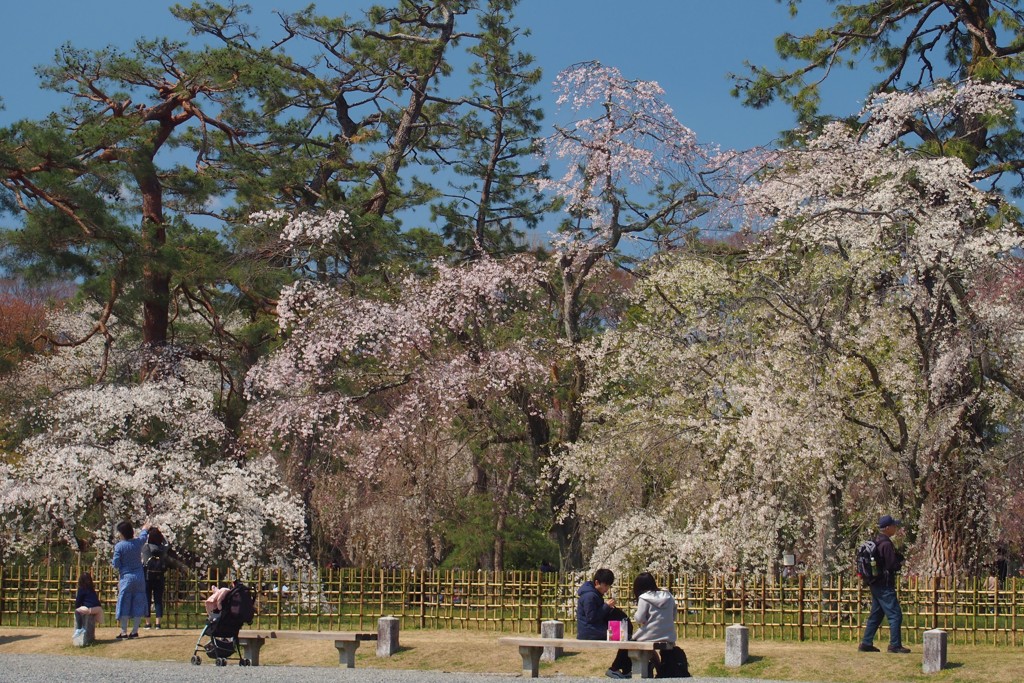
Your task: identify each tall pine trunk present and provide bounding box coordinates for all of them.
[135,152,170,379]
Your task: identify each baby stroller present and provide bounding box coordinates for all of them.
[190,580,256,666]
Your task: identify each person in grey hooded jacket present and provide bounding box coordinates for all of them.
[632,572,677,643]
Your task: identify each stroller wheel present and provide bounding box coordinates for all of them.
[190,655,201,666]
[239,658,250,666]
[216,658,226,667]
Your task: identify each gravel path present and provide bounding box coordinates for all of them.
[0,653,820,683]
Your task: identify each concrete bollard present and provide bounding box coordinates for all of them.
[724,623,749,667]
[922,628,947,674]
[540,619,564,661]
[72,612,96,647]
[377,615,400,657]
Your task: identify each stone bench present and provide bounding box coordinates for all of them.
[236,629,377,667]
[498,636,671,678]
[71,612,97,647]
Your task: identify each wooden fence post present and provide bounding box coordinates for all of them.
[535,571,543,633]
[418,569,426,629]
[1012,577,1018,647]
[718,574,726,638]
[797,575,805,642]
[379,567,386,624]
[276,567,283,631]
[739,576,746,626]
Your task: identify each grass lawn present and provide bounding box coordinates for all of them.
[1,626,1022,682]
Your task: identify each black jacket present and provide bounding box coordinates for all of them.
[874,533,904,587]
[576,581,613,640]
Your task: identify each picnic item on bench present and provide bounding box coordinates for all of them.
[190,580,256,666]
[607,618,629,642]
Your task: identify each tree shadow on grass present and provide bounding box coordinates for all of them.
[0,634,39,645]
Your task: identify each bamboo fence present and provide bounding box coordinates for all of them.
[1,565,1021,645]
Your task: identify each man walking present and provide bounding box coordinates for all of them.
[859,515,910,653]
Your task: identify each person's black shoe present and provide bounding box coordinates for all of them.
[887,645,910,653]
[128,632,139,639]
[858,643,879,652]
[116,632,128,640]
[605,669,631,679]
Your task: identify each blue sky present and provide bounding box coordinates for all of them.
[0,1,872,152]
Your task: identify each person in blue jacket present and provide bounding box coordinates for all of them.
[576,567,633,678]
[112,520,150,639]
[576,567,617,639]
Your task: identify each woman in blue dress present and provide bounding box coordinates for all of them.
[112,520,150,639]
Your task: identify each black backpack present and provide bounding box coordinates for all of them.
[655,646,691,678]
[144,548,167,580]
[856,538,883,586]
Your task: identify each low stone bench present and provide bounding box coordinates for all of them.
[236,629,377,667]
[71,612,97,647]
[499,636,671,678]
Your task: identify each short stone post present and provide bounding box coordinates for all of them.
[540,619,564,662]
[377,615,400,657]
[724,623,749,667]
[922,628,947,674]
[72,612,96,647]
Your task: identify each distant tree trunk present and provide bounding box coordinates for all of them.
[134,149,170,378]
[468,453,493,570]
[493,510,506,571]
[817,484,844,573]
[492,459,522,571]
[551,499,583,570]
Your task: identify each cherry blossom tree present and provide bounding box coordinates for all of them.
[572,80,1024,577]
[244,207,553,567]
[741,81,1024,576]
[532,61,715,565]
[733,1,1024,574]
[569,250,869,574]
[243,58,726,567]
[0,305,307,566]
